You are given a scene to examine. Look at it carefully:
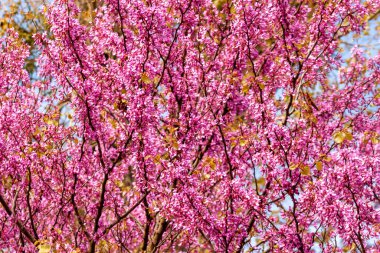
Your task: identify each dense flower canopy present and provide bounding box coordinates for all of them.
[0,0,379,252]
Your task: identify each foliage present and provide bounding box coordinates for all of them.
[0,0,47,74]
[0,0,379,252]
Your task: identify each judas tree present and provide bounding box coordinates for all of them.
[0,0,379,252]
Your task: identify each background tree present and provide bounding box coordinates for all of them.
[0,0,379,252]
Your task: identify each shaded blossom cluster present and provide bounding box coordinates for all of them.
[0,0,379,252]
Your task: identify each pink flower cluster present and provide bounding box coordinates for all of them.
[0,0,379,252]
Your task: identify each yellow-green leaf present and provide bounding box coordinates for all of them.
[213,0,227,10]
[333,131,346,143]
[323,156,332,162]
[141,73,151,84]
[289,163,298,171]
[153,75,160,85]
[371,136,379,144]
[172,140,179,150]
[345,132,353,141]
[295,42,303,49]
[257,177,266,186]
[315,161,323,171]
[239,139,248,146]
[206,157,216,170]
[202,173,211,180]
[293,110,301,118]
[38,244,51,253]
[242,83,250,94]
[333,130,353,143]
[300,165,310,176]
